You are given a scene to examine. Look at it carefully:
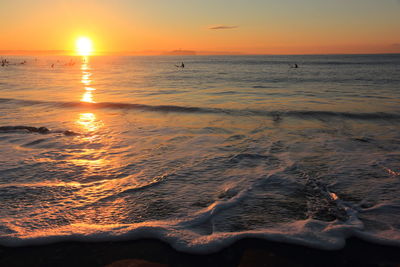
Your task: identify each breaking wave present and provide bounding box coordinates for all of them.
[2,97,400,121]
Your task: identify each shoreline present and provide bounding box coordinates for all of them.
[1,237,399,266]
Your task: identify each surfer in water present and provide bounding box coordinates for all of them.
[175,62,185,68]
[1,59,9,66]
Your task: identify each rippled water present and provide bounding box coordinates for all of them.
[0,54,400,252]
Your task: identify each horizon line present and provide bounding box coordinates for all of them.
[1,49,399,56]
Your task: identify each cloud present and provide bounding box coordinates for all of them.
[208,25,238,30]
[392,43,400,48]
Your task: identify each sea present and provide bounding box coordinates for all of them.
[0,54,399,252]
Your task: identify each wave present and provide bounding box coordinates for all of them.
[1,208,399,253]
[1,166,399,252]
[0,153,399,252]
[2,97,400,121]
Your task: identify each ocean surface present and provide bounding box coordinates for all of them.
[0,54,400,252]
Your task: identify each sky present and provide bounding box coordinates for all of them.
[1,0,399,55]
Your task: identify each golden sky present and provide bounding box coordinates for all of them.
[1,0,400,54]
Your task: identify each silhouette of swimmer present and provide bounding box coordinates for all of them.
[1,59,9,67]
[175,62,185,68]
[0,126,80,136]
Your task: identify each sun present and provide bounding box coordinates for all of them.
[76,37,93,56]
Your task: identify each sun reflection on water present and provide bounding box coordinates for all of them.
[81,73,91,85]
[81,91,95,103]
[77,112,103,132]
[77,56,104,133]
[81,60,89,71]
[80,56,96,103]
[63,55,123,225]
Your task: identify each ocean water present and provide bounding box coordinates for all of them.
[0,54,400,252]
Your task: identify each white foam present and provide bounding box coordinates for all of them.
[2,202,399,253]
[2,163,399,252]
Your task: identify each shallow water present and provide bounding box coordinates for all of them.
[0,54,400,252]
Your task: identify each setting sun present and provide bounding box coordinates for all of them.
[76,37,93,56]
[1,1,400,266]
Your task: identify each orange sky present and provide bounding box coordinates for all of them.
[1,0,400,55]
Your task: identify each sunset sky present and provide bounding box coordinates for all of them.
[1,0,400,55]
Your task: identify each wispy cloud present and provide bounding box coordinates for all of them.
[208,25,238,30]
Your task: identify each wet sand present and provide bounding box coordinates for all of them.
[1,237,399,267]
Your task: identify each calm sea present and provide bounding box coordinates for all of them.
[0,54,399,252]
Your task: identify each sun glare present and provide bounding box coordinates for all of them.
[76,37,93,56]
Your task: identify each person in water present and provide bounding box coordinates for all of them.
[176,62,185,68]
[1,59,9,66]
